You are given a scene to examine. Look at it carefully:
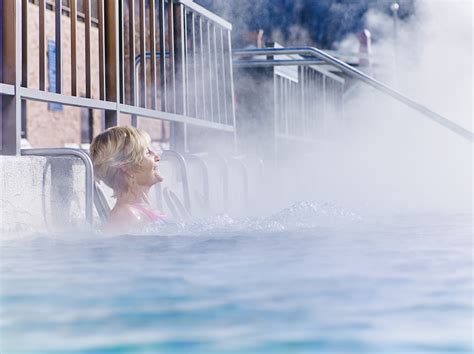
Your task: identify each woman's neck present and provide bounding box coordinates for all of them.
[117,186,151,205]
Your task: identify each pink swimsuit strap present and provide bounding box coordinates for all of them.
[132,203,166,222]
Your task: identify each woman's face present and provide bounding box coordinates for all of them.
[134,147,163,187]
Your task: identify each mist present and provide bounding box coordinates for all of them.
[228,0,473,216]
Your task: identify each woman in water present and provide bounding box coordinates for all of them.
[90,126,165,232]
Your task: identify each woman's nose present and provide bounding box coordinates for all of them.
[155,153,160,162]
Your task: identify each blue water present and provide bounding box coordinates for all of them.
[0,202,472,353]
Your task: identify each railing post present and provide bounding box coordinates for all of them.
[104,1,119,128]
[225,29,237,154]
[358,29,372,75]
[1,0,22,155]
[54,0,62,94]
[158,0,167,112]
[171,1,187,152]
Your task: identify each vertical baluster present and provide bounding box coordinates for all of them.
[282,78,286,134]
[273,74,278,137]
[84,0,91,98]
[212,25,220,123]
[55,0,62,93]
[277,75,282,154]
[219,28,227,125]
[158,0,167,111]
[287,80,291,135]
[340,82,345,121]
[330,79,334,129]
[222,29,231,125]
[315,71,319,136]
[70,0,77,96]
[118,0,125,103]
[299,66,308,136]
[289,81,293,135]
[292,80,296,134]
[172,2,186,151]
[285,79,289,135]
[21,0,27,139]
[39,0,46,90]
[128,0,137,125]
[306,68,310,137]
[104,0,119,127]
[280,77,284,135]
[310,69,314,136]
[128,0,136,105]
[21,0,27,88]
[206,21,213,121]
[139,0,146,108]
[294,80,298,135]
[311,70,316,136]
[276,75,281,134]
[339,82,343,121]
[282,77,286,134]
[303,68,308,136]
[198,17,206,119]
[300,67,304,136]
[307,70,312,136]
[311,70,314,135]
[149,0,157,110]
[98,0,105,100]
[308,68,312,136]
[225,29,236,140]
[280,76,284,134]
[294,72,298,135]
[290,81,293,135]
[167,0,176,113]
[277,76,282,133]
[2,0,22,154]
[322,75,327,136]
[179,6,190,115]
[191,12,198,118]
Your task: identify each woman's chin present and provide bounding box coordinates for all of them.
[154,173,164,183]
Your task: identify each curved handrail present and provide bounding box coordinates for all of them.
[21,148,94,225]
[233,47,473,142]
[160,150,191,213]
[227,156,250,210]
[184,153,211,213]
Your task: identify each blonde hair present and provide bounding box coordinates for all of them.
[90,126,151,196]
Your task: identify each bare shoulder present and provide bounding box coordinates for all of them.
[109,204,140,222]
[105,204,142,233]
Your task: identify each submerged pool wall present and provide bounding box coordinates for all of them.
[0,156,88,236]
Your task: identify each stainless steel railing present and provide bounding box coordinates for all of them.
[1,0,236,155]
[233,43,346,152]
[234,47,474,143]
[21,148,94,225]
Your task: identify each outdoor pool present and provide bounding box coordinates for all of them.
[0,202,472,353]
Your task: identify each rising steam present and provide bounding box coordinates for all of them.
[252,0,473,215]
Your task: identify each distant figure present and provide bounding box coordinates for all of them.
[240,28,265,49]
[358,29,373,74]
[90,126,166,232]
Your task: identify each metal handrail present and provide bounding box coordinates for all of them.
[233,47,474,142]
[192,152,229,213]
[227,156,249,210]
[234,59,325,67]
[21,148,94,225]
[208,152,230,211]
[184,153,210,212]
[176,0,232,30]
[160,150,191,213]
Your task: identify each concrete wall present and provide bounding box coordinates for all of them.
[0,155,89,237]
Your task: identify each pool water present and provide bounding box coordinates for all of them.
[0,202,472,353]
